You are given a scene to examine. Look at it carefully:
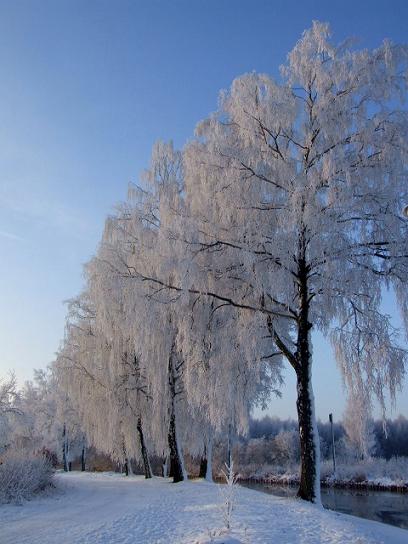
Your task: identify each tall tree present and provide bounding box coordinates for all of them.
[174,22,408,501]
[99,143,191,481]
[111,141,283,480]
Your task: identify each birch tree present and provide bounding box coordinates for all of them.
[177,22,408,502]
[85,253,154,478]
[107,143,190,482]
[55,288,153,477]
[178,295,283,466]
[113,141,283,479]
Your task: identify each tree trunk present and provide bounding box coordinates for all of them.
[62,424,68,472]
[168,412,184,482]
[168,456,174,478]
[199,436,213,481]
[81,445,86,472]
[205,435,213,482]
[137,417,152,479]
[296,361,320,502]
[199,449,207,479]
[295,255,321,503]
[167,353,185,483]
[122,439,129,476]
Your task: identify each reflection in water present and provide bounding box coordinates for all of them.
[240,482,408,530]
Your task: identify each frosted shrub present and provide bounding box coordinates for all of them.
[0,451,53,504]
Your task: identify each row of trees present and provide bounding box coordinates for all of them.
[2,369,406,479]
[3,22,407,504]
[56,22,408,502]
[52,142,281,481]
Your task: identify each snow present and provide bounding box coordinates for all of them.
[1,472,407,543]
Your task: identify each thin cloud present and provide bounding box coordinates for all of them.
[0,190,95,240]
[0,229,24,242]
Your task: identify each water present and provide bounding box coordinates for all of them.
[241,482,408,530]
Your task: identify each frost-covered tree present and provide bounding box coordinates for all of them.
[0,374,20,454]
[100,143,192,482]
[178,295,283,470]
[85,252,154,479]
[16,371,59,457]
[54,296,111,466]
[110,141,283,480]
[55,289,153,477]
[171,22,408,502]
[0,374,19,417]
[0,368,83,474]
[343,389,377,460]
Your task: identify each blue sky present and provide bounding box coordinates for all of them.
[0,0,407,420]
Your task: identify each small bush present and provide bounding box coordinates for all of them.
[0,451,54,504]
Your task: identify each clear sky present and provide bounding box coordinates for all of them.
[0,0,407,421]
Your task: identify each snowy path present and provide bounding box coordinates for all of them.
[0,472,407,543]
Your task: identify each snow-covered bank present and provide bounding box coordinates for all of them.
[237,474,408,493]
[1,472,407,543]
[236,457,408,493]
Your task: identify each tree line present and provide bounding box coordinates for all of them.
[249,415,408,460]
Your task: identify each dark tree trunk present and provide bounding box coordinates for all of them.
[296,361,320,501]
[205,436,213,481]
[167,353,185,483]
[81,445,86,472]
[168,412,184,483]
[199,450,207,479]
[62,424,68,472]
[168,457,174,478]
[295,254,320,503]
[68,462,72,472]
[122,439,129,476]
[137,417,152,479]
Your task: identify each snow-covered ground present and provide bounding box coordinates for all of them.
[1,472,407,544]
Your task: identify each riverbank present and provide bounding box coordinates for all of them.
[235,456,408,493]
[1,471,407,543]
[237,475,408,493]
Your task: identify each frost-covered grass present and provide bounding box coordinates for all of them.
[235,456,408,490]
[1,471,407,544]
[234,462,299,485]
[321,457,408,488]
[0,451,54,504]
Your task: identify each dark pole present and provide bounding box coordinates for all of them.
[329,413,336,474]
